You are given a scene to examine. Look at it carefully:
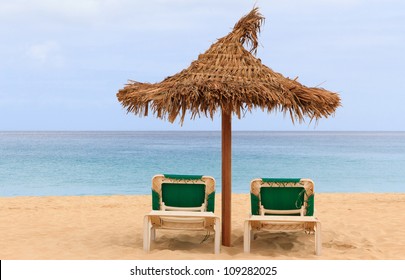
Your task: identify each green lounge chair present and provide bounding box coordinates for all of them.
[244,178,321,255]
[143,174,221,254]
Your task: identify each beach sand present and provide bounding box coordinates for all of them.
[1,193,404,260]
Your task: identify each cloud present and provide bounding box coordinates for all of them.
[0,0,100,21]
[26,41,64,67]
[0,0,252,30]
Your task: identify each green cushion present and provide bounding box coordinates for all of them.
[206,192,215,212]
[262,178,301,183]
[260,187,305,216]
[162,183,206,208]
[306,194,314,216]
[152,189,160,210]
[251,193,260,215]
[163,174,203,180]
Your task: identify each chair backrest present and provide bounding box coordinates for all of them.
[162,182,206,208]
[250,178,314,216]
[152,174,216,212]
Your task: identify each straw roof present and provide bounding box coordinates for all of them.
[117,7,341,124]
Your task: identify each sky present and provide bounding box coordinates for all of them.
[1,0,404,131]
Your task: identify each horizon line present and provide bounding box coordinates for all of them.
[1,130,405,133]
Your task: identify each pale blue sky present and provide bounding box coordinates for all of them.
[1,0,404,131]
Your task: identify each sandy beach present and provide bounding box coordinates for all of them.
[1,193,405,260]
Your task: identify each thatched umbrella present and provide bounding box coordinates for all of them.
[117,8,341,247]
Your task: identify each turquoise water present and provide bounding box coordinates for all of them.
[0,131,404,196]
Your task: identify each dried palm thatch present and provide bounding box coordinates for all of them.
[117,7,341,247]
[117,7,341,124]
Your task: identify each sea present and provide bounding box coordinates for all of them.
[0,131,404,197]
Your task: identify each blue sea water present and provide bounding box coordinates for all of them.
[0,131,404,196]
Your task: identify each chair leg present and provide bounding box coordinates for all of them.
[214,217,221,254]
[244,220,251,253]
[315,221,322,255]
[151,228,156,241]
[143,215,151,252]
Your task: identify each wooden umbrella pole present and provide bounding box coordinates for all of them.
[221,108,232,246]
